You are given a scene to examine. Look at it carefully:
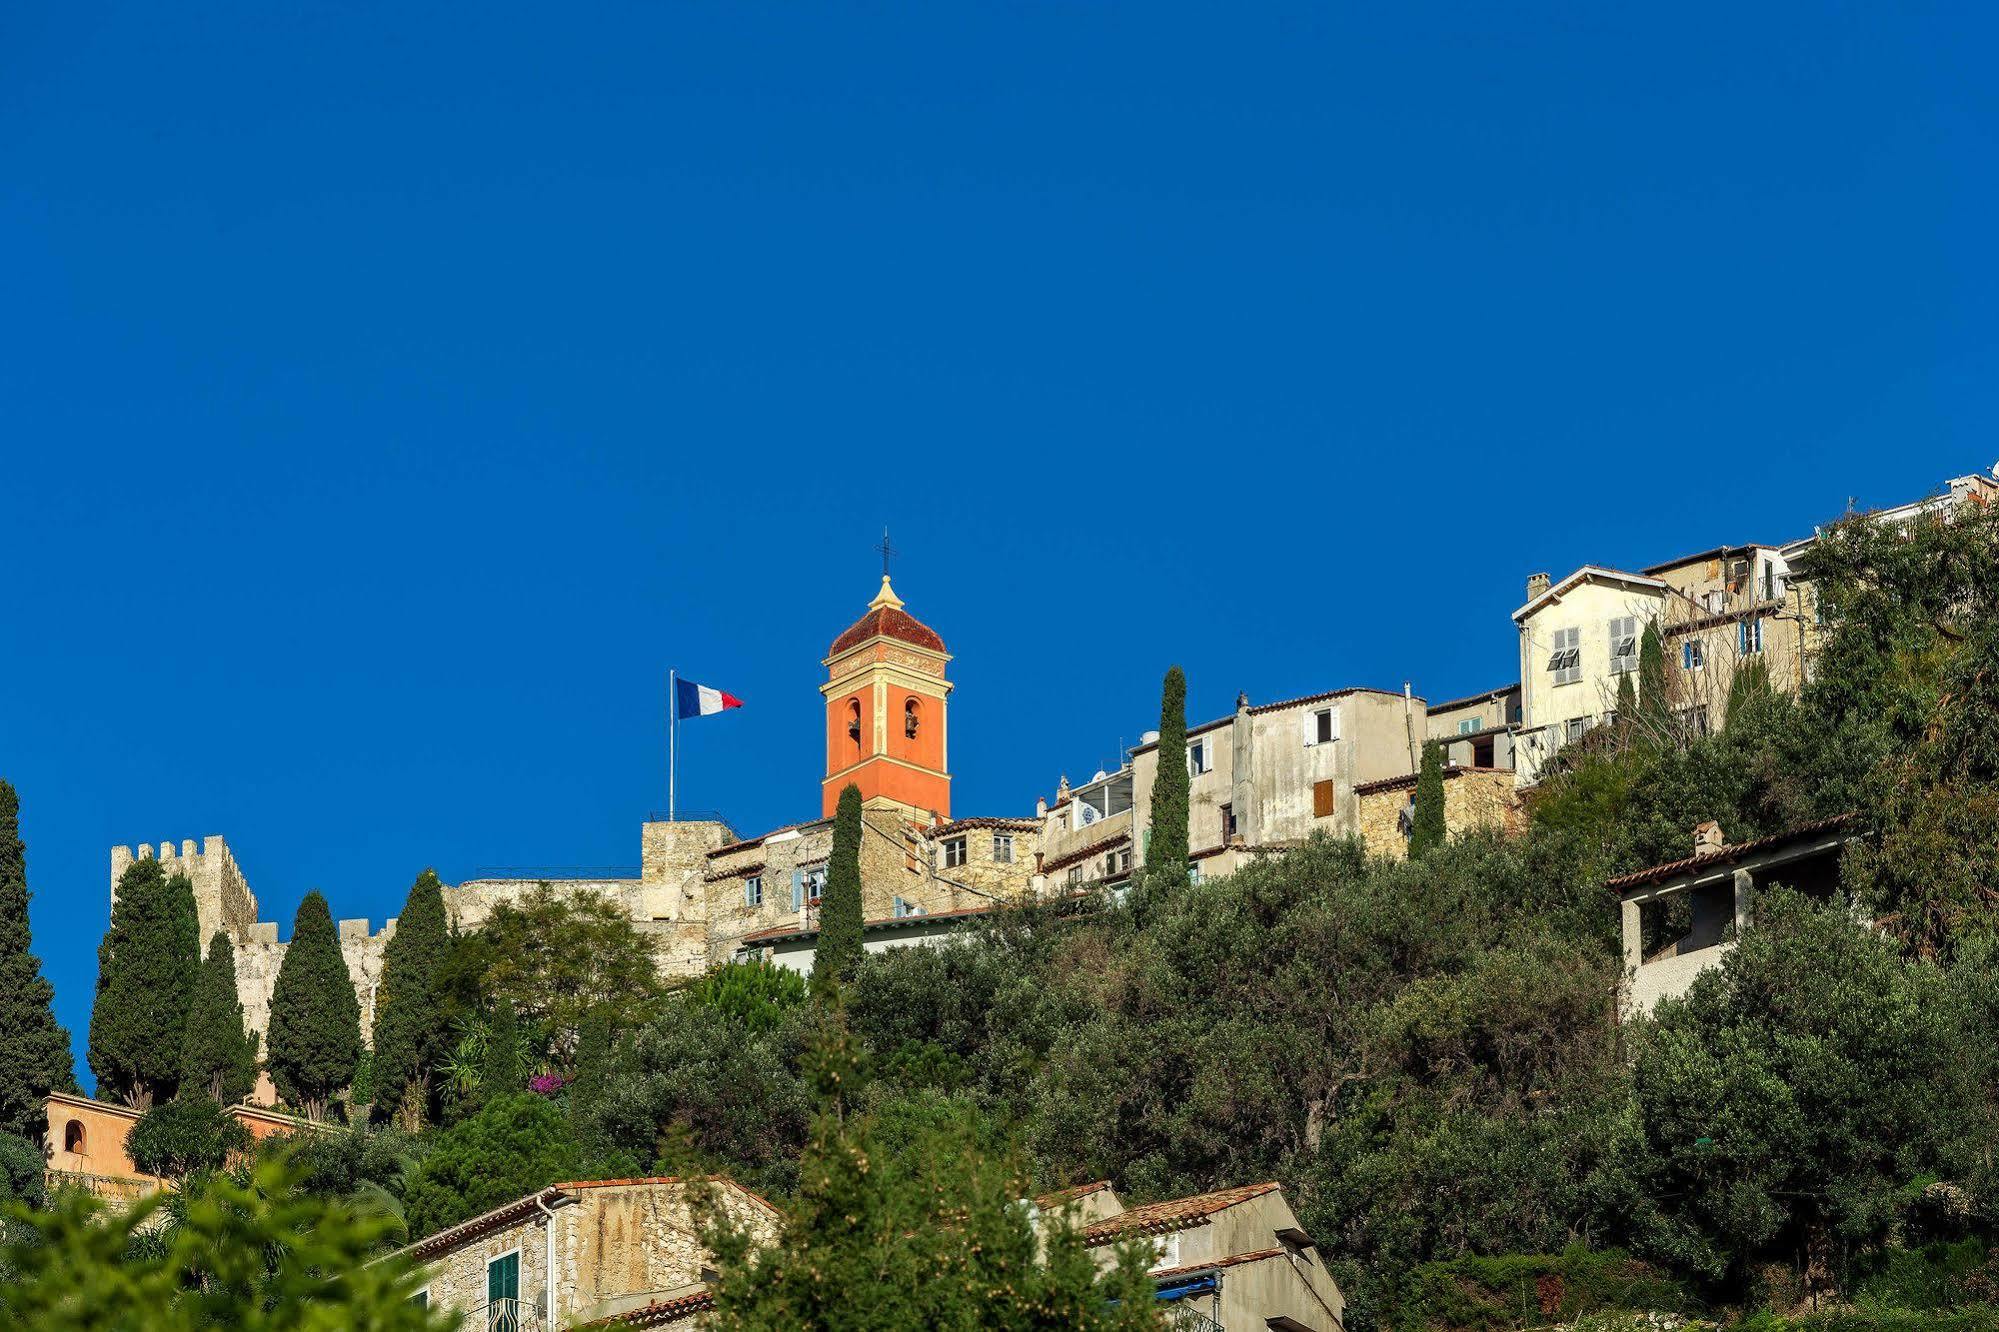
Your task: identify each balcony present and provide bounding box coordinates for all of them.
[476,1298,546,1332]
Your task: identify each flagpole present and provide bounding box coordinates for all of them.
[668,668,677,823]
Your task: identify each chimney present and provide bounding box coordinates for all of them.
[1526,572,1552,601]
[1692,821,1726,857]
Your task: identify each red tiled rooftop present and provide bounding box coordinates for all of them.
[829,605,945,656]
[1083,1182,1282,1246]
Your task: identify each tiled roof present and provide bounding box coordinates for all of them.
[395,1186,567,1261]
[1514,566,1666,622]
[1642,543,1779,576]
[707,819,831,859]
[829,605,945,656]
[1425,684,1520,715]
[1040,831,1131,876]
[1246,686,1408,716]
[1130,716,1235,755]
[1150,1247,1288,1281]
[583,1290,716,1327]
[1661,599,1784,637]
[1084,1183,1283,1246]
[1352,765,1512,797]
[390,1176,778,1263]
[1603,814,1858,891]
[924,816,1039,838]
[1035,1180,1114,1208]
[704,862,764,882]
[739,901,998,947]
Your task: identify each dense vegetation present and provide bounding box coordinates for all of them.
[10,497,1999,1327]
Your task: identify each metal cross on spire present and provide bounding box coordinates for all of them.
[878,527,898,579]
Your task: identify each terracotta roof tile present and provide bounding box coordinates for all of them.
[829,605,945,656]
[1352,765,1512,797]
[1603,814,1858,891]
[706,819,831,859]
[584,1290,716,1327]
[1083,1182,1283,1246]
[923,816,1040,838]
[1149,1247,1289,1280]
[1035,1180,1114,1208]
[1040,831,1131,876]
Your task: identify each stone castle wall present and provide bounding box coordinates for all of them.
[1356,768,1522,861]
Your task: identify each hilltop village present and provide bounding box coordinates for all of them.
[104,464,1999,1046]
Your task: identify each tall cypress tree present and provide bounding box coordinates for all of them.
[0,780,75,1136]
[1145,666,1190,889]
[1408,742,1447,860]
[371,869,451,1127]
[88,856,200,1109]
[1638,621,1671,732]
[812,783,865,997]
[265,891,361,1121]
[181,931,257,1106]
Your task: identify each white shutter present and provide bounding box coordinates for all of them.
[1303,713,1317,746]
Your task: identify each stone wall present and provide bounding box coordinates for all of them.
[1356,767,1522,861]
[916,818,1039,905]
[111,836,259,959]
[411,1178,779,1326]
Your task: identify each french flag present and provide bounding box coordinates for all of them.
[675,677,744,720]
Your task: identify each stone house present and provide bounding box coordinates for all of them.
[1511,567,1669,785]
[392,1176,779,1329]
[1353,765,1522,862]
[1040,1180,1347,1331]
[42,1090,321,1203]
[1609,816,1857,1017]
[1039,687,1426,890]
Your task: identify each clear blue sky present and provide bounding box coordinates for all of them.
[3,4,1994,1089]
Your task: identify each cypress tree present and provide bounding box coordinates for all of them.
[1638,621,1671,731]
[88,856,200,1109]
[1615,672,1638,727]
[1726,655,1774,725]
[1145,665,1191,889]
[1408,742,1447,859]
[181,931,257,1106]
[371,869,451,1128]
[265,891,362,1121]
[0,780,75,1137]
[480,998,525,1100]
[812,783,865,997]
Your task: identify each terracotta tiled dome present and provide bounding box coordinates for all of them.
[828,577,945,656]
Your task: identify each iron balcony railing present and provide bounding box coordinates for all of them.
[477,1298,545,1332]
[1164,1302,1224,1331]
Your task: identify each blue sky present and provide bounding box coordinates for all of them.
[3,4,1994,1088]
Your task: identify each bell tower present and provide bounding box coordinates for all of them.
[821,573,952,820]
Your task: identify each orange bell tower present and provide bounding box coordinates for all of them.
[821,573,952,820]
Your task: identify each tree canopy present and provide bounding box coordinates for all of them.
[265,891,362,1122]
[0,779,73,1136]
[812,783,865,995]
[370,869,452,1128]
[89,856,201,1108]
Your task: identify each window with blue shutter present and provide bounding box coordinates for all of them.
[1683,640,1705,670]
[1739,618,1764,655]
[791,869,804,911]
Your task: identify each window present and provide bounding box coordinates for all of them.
[904,697,921,739]
[1220,803,1237,842]
[1457,718,1482,735]
[744,875,762,908]
[1106,848,1131,877]
[1547,627,1581,684]
[1565,716,1589,744]
[63,1119,85,1153]
[486,1251,520,1330]
[1187,739,1212,776]
[1307,707,1337,745]
[1188,864,1204,885]
[942,836,967,869]
[1682,639,1705,670]
[992,833,1013,863]
[1739,617,1764,655]
[411,1291,430,1310]
[792,865,827,910]
[1703,589,1725,614]
[1609,616,1639,674]
[1312,779,1336,818]
[893,896,921,917]
[1067,866,1083,886]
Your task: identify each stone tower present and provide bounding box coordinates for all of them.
[820,574,952,820]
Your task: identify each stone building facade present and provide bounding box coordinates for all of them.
[1037,685,1427,890]
[1354,766,1522,862]
[394,1176,779,1328]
